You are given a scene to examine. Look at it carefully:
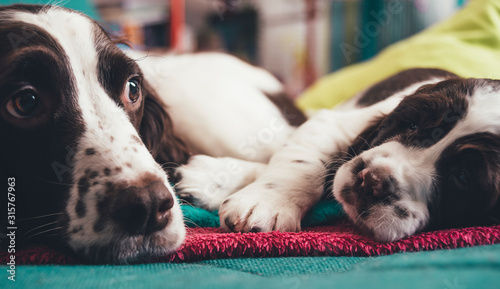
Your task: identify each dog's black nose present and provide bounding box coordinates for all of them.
[111,181,174,236]
[357,168,394,198]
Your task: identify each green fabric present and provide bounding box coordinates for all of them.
[181,205,221,228]
[297,0,500,112]
[4,244,500,288]
[181,199,345,228]
[0,0,99,20]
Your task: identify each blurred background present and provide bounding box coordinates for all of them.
[2,0,469,96]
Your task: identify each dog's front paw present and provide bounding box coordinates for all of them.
[219,183,302,233]
[174,155,233,210]
[175,155,261,211]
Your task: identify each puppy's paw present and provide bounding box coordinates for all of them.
[219,183,302,233]
[175,155,259,211]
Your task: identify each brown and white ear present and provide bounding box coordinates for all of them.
[139,81,190,175]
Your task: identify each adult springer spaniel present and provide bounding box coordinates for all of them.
[0,5,302,263]
[177,68,500,242]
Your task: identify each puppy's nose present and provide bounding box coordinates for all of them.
[111,181,174,236]
[357,168,393,198]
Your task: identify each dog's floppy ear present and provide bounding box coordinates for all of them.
[139,81,190,174]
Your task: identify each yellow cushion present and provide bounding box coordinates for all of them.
[297,0,500,112]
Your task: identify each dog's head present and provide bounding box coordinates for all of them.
[0,5,189,263]
[333,78,500,242]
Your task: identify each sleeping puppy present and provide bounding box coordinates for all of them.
[177,68,500,242]
[0,4,302,263]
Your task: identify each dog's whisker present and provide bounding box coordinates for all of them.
[160,161,180,168]
[18,213,63,221]
[356,136,373,151]
[374,213,392,231]
[313,161,349,185]
[353,210,367,224]
[321,156,350,172]
[171,182,183,191]
[132,51,151,63]
[23,221,59,237]
[336,150,356,160]
[178,199,196,206]
[24,226,64,241]
[162,166,179,171]
[35,177,73,187]
[182,218,202,229]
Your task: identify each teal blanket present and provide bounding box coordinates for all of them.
[181,199,345,228]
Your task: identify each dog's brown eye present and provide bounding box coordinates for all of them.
[8,90,40,118]
[458,170,468,184]
[126,79,141,103]
[449,167,470,190]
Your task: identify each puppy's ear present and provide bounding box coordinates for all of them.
[139,81,190,174]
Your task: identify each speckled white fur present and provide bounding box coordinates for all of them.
[12,7,185,259]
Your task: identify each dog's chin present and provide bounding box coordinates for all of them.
[74,225,186,264]
[336,192,427,242]
[333,165,429,243]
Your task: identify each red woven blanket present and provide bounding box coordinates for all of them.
[2,222,500,264]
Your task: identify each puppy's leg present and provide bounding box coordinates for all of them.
[175,155,266,211]
[219,98,402,232]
